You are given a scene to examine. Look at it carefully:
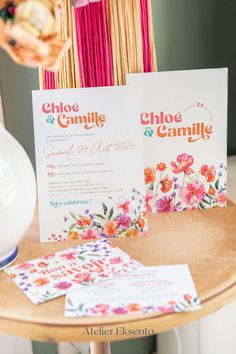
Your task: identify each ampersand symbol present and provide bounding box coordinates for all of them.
[144,127,154,137]
[46,115,55,124]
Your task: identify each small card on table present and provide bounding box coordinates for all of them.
[32,86,147,242]
[5,240,143,304]
[65,264,201,317]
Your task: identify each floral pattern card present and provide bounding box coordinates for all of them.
[32,86,147,242]
[127,69,227,213]
[4,240,143,304]
[65,264,201,317]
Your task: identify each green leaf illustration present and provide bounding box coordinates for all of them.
[69,212,77,221]
[108,207,114,220]
[95,214,106,219]
[215,178,220,190]
[102,203,108,215]
[68,223,76,233]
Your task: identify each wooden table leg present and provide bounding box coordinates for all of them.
[90,342,111,354]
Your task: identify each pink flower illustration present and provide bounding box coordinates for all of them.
[43,254,55,260]
[54,281,72,290]
[109,257,122,264]
[116,214,131,229]
[171,154,194,175]
[216,192,227,205]
[146,190,155,213]
[73,273,94,283]
[112,307,128,314]
[179,181,205,206]
[155,196,175,213]
[91,304,110,315]
[59,252,77,260]
[157,305,175,313]
[17,263,34,270]
[81,228,100,240]
[37,262,48,268]
[116,198,130,214]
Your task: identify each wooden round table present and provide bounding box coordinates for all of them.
[1,202,236,354]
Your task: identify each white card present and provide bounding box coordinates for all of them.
[127,69,227,213]
[32,86,147,242]
[65,264,201,317]
[5,240,143,304]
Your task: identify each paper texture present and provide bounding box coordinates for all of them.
[65,264,201,317]
[32,86,147,242]
[127,69,227,213]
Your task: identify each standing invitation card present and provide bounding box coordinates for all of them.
[32,86,147,242]
[5,240,143,304]
[65,264,201,317]
[127,69,227,213]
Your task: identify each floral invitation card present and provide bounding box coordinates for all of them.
[127,69,227,213]
[65,264,201,317]
[5,240,143,304]
[32,86,147,242]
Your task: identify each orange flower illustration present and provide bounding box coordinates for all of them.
[76,217,91,227]
[208,187,216,195]
[127,303,142,312]
[126,228,139,237]
[200,165,216,182]
[33,277,49,287]
[68,231,79,240]
[160,176,173,193]
[156,162,167,171]
[144,167,156,184]
[136,218,145,229]
[104,220,118,236]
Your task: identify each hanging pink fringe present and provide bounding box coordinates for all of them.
[140,0,152,72]
[74,0,114,87]
[43,70,56,90]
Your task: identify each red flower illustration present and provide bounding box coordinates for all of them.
[200,165,216,182]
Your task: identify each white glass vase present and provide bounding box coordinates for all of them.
[0,125,36,269]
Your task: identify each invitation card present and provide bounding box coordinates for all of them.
[32,86,147,242]
[65,264,201,317]
[5,240,143,304]
[127,69,227,213]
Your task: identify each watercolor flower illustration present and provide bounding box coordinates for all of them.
[33,277,49,287]
[17,263,34,270]
[216,192,227,205]
[144,153,227,213]
[54,281,72,290]
[146,190,155,213]
[116,198,131,214]
[201,165,216,182]
[179,181,205,206]
[116,214,131,229]
[104,220,119,237]
[109,257,122,264]
[156,162,166,171]
[127,303,142,312]
[73,273,94,284]
[48,189,147,241]
[171,154,194,175]
[160,176,173,193]
[81,228,100,240]
[144,167,156,184]
[155,196,175,213]
[59,252,78,260]
[91,304,110,315]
